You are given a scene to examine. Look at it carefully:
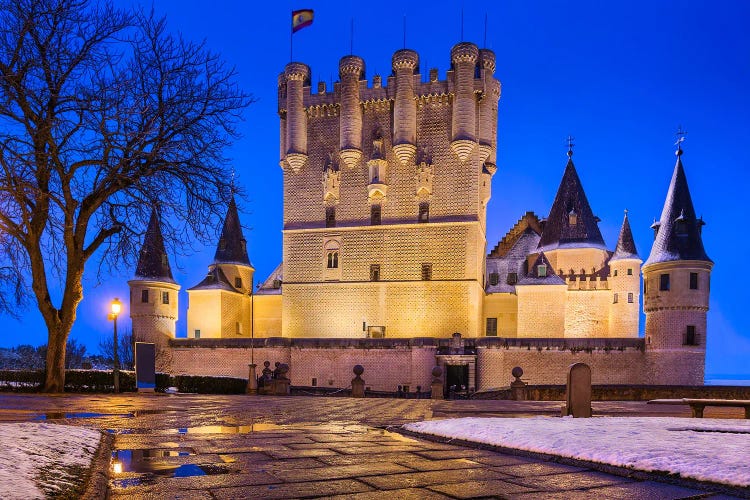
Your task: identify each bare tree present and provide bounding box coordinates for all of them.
[0,0,251,391]
[98,328,137,370]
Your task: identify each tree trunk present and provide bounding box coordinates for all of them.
[44,325,70,393]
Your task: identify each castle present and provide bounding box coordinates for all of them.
[128,42,712,391]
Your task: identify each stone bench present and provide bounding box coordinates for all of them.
[647,398,750,418]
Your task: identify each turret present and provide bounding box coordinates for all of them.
[608,211,641,337]
[391,49,419,165]
[450,42,479,162]
[338,55,364,169]
[187,197,255,338]
[128,210,180,370]
[283,62,310,172]
[478,49,500,167]
[643,142,712,384]
[535,148,609,273]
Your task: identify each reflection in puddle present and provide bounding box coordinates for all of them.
[174,423,282,434]
[110,448,230,485]
[36,412,131,420]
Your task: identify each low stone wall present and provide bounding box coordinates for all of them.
[473,385,750,401]
[166,336,703,391]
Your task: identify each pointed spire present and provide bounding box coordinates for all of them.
[214,197,252,266]
[645,144,711,266]
[611,210,640,261]
[135,209,175,282]
[537,151,606,252]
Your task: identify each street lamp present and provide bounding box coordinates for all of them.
[109,297,122,393]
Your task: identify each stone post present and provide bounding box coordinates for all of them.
[510,366,528,401]
[562,362,592,417]
[431,366,444,400]
[351,365,365,398]
[246,363,257,394]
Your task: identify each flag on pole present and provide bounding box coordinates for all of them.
[292,9,314,33]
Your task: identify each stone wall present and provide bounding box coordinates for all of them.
[165,336,702,391]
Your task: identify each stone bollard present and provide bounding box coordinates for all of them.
[351,365,365,398]
[246,363,258,394]
[431,366,444,400]
[272,363,291,396]
[562,362,592,417]
[510,366,528,401]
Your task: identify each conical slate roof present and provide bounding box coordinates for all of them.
[188,266,236,292]
[538,157,606,251]
[645,152,711,266]
[214,197,252,266]
[610,211,640,261]
[134,210,174,283]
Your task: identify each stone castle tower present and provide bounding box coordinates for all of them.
[128,210,180,368]
[277,42,501,338]
[186,197,255,338]
[643,145,712,383]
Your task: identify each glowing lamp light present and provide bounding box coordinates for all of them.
[110,297,122,316]
[112,460,123,474]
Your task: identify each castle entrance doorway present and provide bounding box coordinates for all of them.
[446,364,469,396]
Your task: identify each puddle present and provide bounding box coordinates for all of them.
[174,423,282,434]
[110,448,230,484]
[36,412,131,420]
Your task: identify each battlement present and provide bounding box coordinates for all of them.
[278,43,500,113]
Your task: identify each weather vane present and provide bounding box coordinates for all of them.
[675,126,687,155]
[566,135,575,158]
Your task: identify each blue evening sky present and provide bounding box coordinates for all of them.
[2,1,748,378]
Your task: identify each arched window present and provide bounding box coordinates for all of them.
[327,251,339,269]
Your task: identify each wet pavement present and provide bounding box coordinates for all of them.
[0,394,746,499]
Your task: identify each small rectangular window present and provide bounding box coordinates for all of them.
[613,293,618,304]
[507,273,518,285]
[418,202,429,223]
[489,272,499,286]
[628,292,634,303]
[194,329,201,339]
[370,264,380,281]
[421,263,432,280]
[685,325,697,346]
[235,277,242,289]
[311,377,317,387]
[162,291,169,304]
[141,289,149,303]
[370,205,381,225]
[689,272,698,290]
[537,264,547,278]
[659,273,670,291]
[486,317,498,337]
[627,268,633,276]
[325,206,336,228]
[613,269,618,277]
[236,321,242,335]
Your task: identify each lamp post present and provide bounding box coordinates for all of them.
[109,298,122,393]
[247,281,258,394]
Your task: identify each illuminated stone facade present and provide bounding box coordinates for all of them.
[129,44,712,387]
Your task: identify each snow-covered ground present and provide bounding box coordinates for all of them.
[0,423,101,499]
[404,416,750,487]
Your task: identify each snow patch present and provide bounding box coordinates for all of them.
[0,423,101,499]
[404,416,750,487]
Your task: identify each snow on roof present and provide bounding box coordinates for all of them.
[404,416,750,488]
[257,262,283,295]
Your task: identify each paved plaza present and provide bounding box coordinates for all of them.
[0,394,746,499]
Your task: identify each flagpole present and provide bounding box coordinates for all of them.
[290,11,293,62]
